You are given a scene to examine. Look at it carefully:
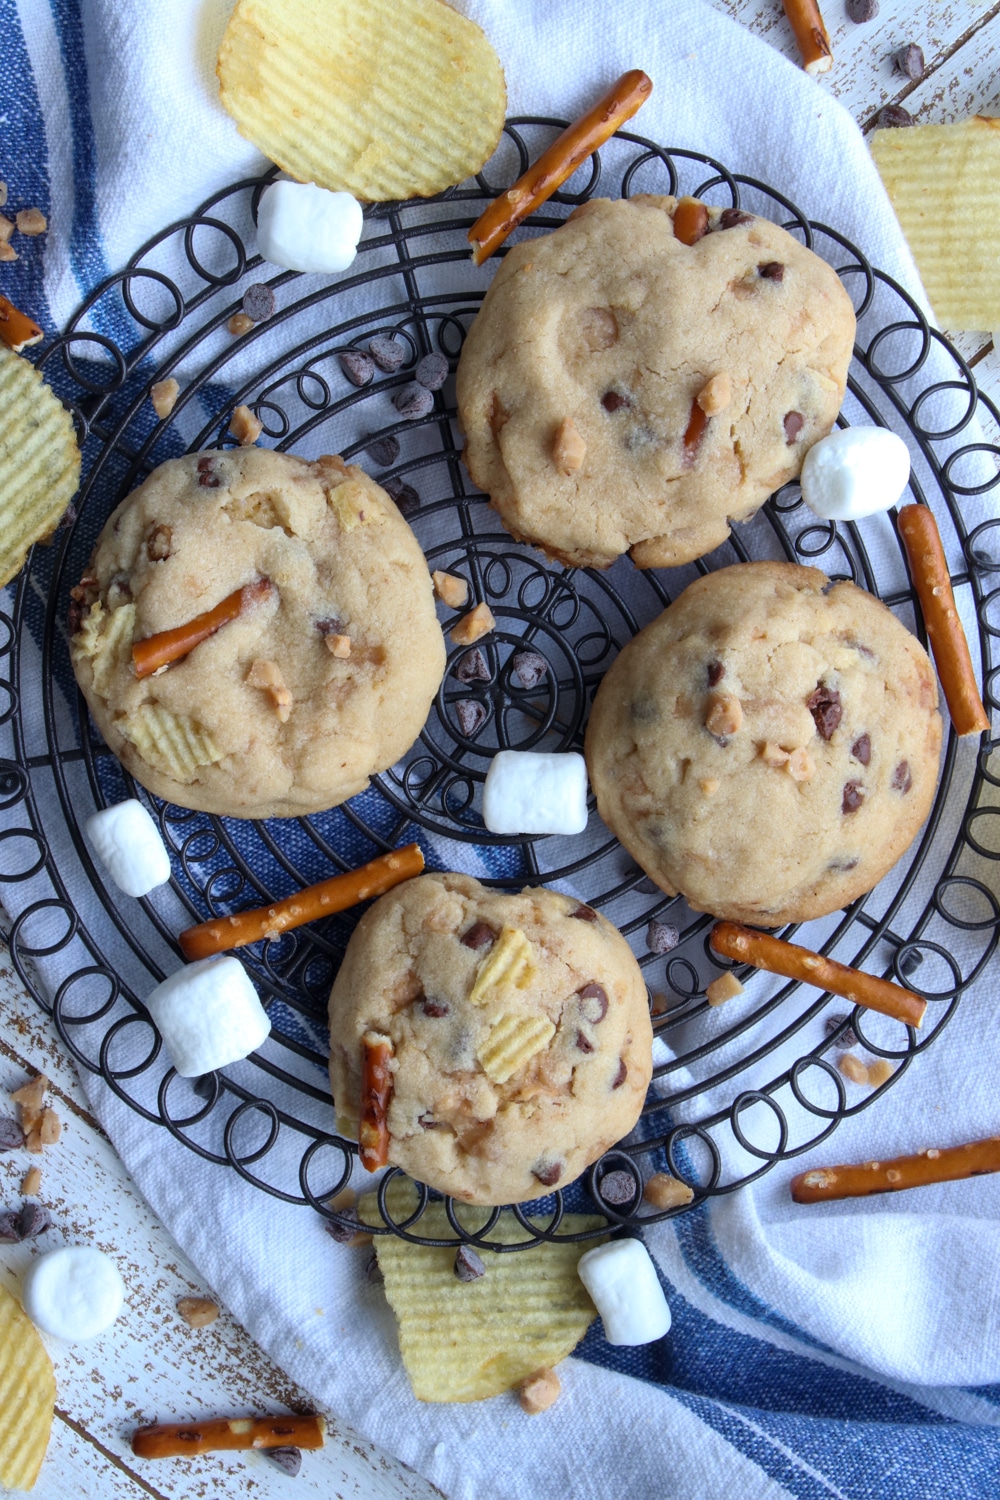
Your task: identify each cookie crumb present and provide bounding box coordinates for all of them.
[247,658,292,721]
[643,1173,694,1210]
[518,1368,561,1414]
[150,378,179,420]
[705,692,742,737]
[706,971,743,1007]
[552,417,587,474]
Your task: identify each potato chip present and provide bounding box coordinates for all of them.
[0,344,80,588]
[217,0,506,203]
[477,1012,555,1084]
[120,704,224,783]
[467,925,535,1006]
[89,603,136,698]
[365,1181,604,1402]
[0,1279,56,1490]
[870,116,1000,329]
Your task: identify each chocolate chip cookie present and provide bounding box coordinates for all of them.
[71,449,445,818]
[328,872,652,1205]
[584,562,941,925]
[457,196,856,569]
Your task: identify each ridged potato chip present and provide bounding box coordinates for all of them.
[217,0,507,202]
[870,116,1000,329]
[477,1012,555,1084]
[120,704,224,783]
[467,925,535,1006]
[0,1279,56,1491]
[0,344,80,588]
[365,1182,604,1402]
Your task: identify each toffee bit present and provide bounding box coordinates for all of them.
[227,310,254,336]
[598,1169,637,1207]
[454,647,490,684]
[339,350,374,387]
[454,1244,486,1282]
[176,1296,219,1328]
[512,650,547,689]
[364,433,400,467]
[150,379,180,420]
[16,207,46,236]
[646,919,679,955]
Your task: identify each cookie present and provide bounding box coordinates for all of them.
[584,562,942,925]
[71,449,445,818]
[456,196,856,570]
[328,872,652,1205]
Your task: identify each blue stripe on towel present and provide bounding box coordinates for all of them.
[0,0,54,329]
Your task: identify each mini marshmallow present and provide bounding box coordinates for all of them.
[482,750,589,836]
[23,1246,125,1342]
[256,181,363,274]
[577,1238,671,1345]
[800,427,911,522]
[85,799,171,898]
[145,956,270,1077]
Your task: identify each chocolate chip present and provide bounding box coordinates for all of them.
[381,478,420,516]
[421,997,450,1018]
[369,334,407,372]
[784,411,805,445]
[339,350,374,387]
[16,1203,51,1240]
[599,1170,637,1207]
[0,1116,24,1151]
[578,983,609,1023]
[646,919,679,955]
[611,1058,628,1089]
[851,733,871,766]
[455,647,490,684]
[601,390,630,412]
[718,208,753,229]
[825,1014,858,1049]
[364,434,400,467]
[461,921,496,950]
[575,1031,595,1054]
[892,760,912,794]
[0,1211,19,1243]
[877,104,915,128]
[842,781,865,814]
[393,383,434,420]
[415,352,449,390]
[758,261,785,282]
[325,1209,363,1245]
[418,1113,442,1129]
[68,598,83,635]
[846,0,878,19]
[454,1245,486,1282]
[532,1161,563,1187]
[512,651,547,690]
[807,684,843,741]
[316,616,344,637]
[707,660,725,687]
[630,698,659,724]
[242,282,275,322]
[265,1447,302,1477]
[895,43,925,79]
[570,905,599,923]
[455,699,487,736]
[364,1251,384,1286]
[828,857,859,873]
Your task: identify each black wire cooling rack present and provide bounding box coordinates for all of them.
[2,121,1000,1251]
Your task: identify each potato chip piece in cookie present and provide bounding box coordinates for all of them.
[217,0,506,202]
[329,872,652,1205]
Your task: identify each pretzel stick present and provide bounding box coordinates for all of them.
[790,1135,1000,1203]
[179,844,425,960]
[0,293,43,353]
[682,398,708,466]
[359,1032,394,1171]
[132,1413,326,1459]
[781,0,833,76]
[709,922,926,1029]
[467,70,653,265]
[132,578,272,679]
[897,503,989,738]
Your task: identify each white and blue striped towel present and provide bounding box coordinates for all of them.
[5,2,1000,1496]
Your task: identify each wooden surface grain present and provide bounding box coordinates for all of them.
[2,4,998,1496]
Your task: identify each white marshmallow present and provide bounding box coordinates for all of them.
[482,750,589,836]
[85,799,171,898]
[577,1238,671,1345]
[256,181,363,274]
[145,956,271,1077]
[23,1246,125,1342]
[800,427,911,522]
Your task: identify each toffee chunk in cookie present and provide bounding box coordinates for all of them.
[585,562,941,925]
[70,449,445,818]
[457,196,856,569]
[328,873,653,1205]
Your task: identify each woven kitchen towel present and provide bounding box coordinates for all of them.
[4,1,1000,1497]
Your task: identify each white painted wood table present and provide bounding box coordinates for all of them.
[2,4,998,1497]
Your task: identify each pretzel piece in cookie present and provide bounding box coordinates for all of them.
[0,294,43,353]
[709,922,926,1029]
[467,70,653,265]
[359,1032,394,1171]
[132,577,273,679]
[790,1135,1000,1203]
[897,503,989,737]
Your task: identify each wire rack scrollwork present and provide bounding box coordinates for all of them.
[2,120,1000,1249]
